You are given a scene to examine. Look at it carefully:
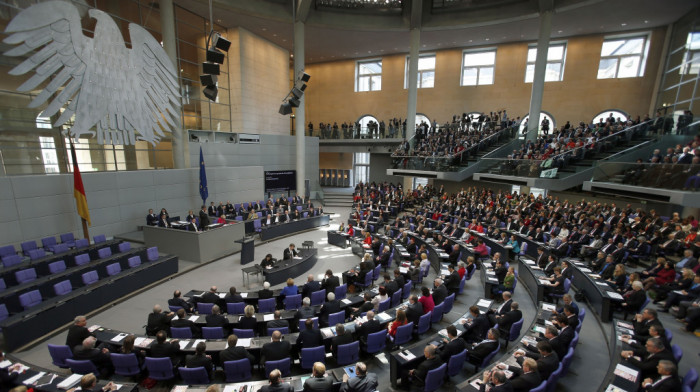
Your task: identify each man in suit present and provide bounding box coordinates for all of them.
[258,281,274,299]
[263,213,276,226]
[375,246,391,269]
[295,297,316,323]
[66,315,93,351]
[675,249,698,271]
[169,290,194,313]
[296,318,324,349]
[554,294,579,316]
[340,361,378,392]
[512,340,559,380]
[543,255,558,276]
[283,243,299,260]
[381,273,398,297]
[460,305,490,344]
[200,286,220,305]
[207,202,216,216]
[355,311,382,345]
[641,360,682,392]
[73,336,113,378]
[535,247,548,268]
[404,295,424,325]
[218,334,255,365]
[432,278,448,305]
[467,328,500,365]
[436,325,466,362]
[350,293,374,319]
[205,305,227,332]
[488,291,513,326]
[261,331,291,366]
[499,357,541,392]
[523,325,566,360]
[633,309,664,341]
[301,274,321,299]
[224,286,244,304]
[331,323,355,356]
[149,330,181,363]
[77,374,117,392]
[260,369,294,392]
[405,345,443,391]
[146,209,158,226]
[552,314,575,349]
[621,338,676,380]
[494,301,523,337]
[321,269,340,295]
[199,206,210,229]
[479,369,513,392]
[266,310,289,333]
[146,304,174,336]
[394,269,406,291]
[319,292,341,327]
[171,309,199,337]
[303,362,334,391]
[185,342,213,377]
[444,264,461,295]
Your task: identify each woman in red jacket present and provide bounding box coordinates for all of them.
[388,309,408,337]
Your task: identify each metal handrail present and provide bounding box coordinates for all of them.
[391,125,512,159]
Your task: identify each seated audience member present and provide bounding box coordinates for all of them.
[331,323,354,356]
[339,362,378,392]
[260,369,294,392]
[387,309,408,338]
[354,311,382,345]
[509,340,559,380]
[169,290,194,313]
[146,304,174,336]
[466,328,500,365]
[218,334,255,365]
[66,315,94,351]
[73,337,113,378]
[281,278,298,297]
[436,325,467,362]
[297,318,324,349]
[224,286,244,303]
[621,281,648,314]
[302,274,321,299]
[640,360,681,391]
[261,331,291,366]
[620,338,676,381]
[258,281,274,300]
[350,293,374,319]
[146,209,158,226]
[303,362,334,391]
[266,310,289,333]
[261,254,275,269]
[283,243,299,260]
[401,345,443,390]
[79,374,117,392]
[480,369,513,392]
[171,308,199,337]
[460,305,490,344]
[185,342,214,378]
[238,305,258,331]
[200,286,220,304]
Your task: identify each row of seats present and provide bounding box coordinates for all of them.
[0,234,109,260]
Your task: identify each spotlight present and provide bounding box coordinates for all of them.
[289,96,300,108]
[200,74,217,86]
[202,62,220,75]
[206,48,225,64]
[212,33,231,52]
[279,102,293,115]
[203,85,218,101]
[300,72,310,82]
[291,87,303,99]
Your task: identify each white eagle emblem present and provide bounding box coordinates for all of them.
[4,1,181,146]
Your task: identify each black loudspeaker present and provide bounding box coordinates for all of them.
[279,103,292,115]
[200,74,217,86]
[202,62,220,75]
[203,85,218,101]
[289,97,300,108]
[291,87,303,99]
[213,34,231,52]
[300,72,311,82]
[299,83,307,91]
[206,48,225,64]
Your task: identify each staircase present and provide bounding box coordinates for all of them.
[461,138,513,168]
[322,191,354,214]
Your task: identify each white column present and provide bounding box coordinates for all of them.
[526,9,552,141]
[159,0,186,168]
[405,28,421,141]
[294,20,306,198]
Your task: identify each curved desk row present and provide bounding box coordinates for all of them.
[598,319,642,392]
[143,223,245,264]
[262,249,318,286]
[1,253,179,352]
[568,259,624,323]
[257,214,330,241]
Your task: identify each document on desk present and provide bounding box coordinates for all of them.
[218,293,226,298]
[178,340,190,350]
[469,379,483,390]
[57,374,82,389]
[88,325,101,332]
[398,350,416,361]
[542,303,556,311]
[477,299,492,308]
[240,292,248,298]
[613,363,639,382]
[589,274,601,279]
[580,268,592,273]
[223,385,239,392]
[341,298,352,305]
[293,256,303,259]
[524,260,536,265]
[111,333,128,343]
[376,312,391,322]
[607,291,624,300]
[596,281,609,286]
[23,372,45,385]
[188,315,199,321]
[604,385,627,392]
[399,267,408,274]
[538,279,551,286]
[263,314,275,321]
[236,338,252,347]
[135,337,153,348]
[486,270,496,275]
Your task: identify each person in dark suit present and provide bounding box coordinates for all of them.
[340,361,378,392]
[552,314,575,349]
[641,360,681,392]
[467,328,500,365]
[158,210,171,228]
[296,318,324,349]
[319,292,342,327]
[238,305,258,331]
[512,340,559,380]
[198,206,210,229]
[633,309,664,342]
[432,278,448,305]
[73,336,113,378]
[461,305,490,344]
[146,304,174,336]
[355,311,382,345]
[303,362,334,392]
[479,369,513,392]
[494,301,523,337]
[444,264,461,295]
[266,310,289,334]
[526,325,565,359]
[66,315,94,352]
[260,369,294,392]
[331,323,354,356]
[436,325,466,362]
[218,334,255,365]
[146,209,158,226]
[207,202,216,216]
[321,269,340,294]
[205,305,228,333]
[224,286,244,304]
[502,357,541,392]
[621,338,676,380]
[261,331,291,365]
[185,342,213,377]
[394,269,406,291]
[169,290,194,313]
[302,274,321,299]
[261,254,276,269]
[350,293,374,319]
[283,243,299,260]
[535,247,548,268]
[381,273,398,297]
[171,309,199,337]
[488,292,513,326]
[404,345,443,391]
[404,295,424,326]
[149,330,181,364]
[258,281,274,300]
[200,286,220,305]
[77,374,117,392]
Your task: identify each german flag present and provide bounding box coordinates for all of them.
[69,139,91,226]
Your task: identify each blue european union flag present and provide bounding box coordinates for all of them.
[199,146,208,203]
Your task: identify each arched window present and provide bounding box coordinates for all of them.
[416,113,431,129]
[592,109,629,125]
[358,114,378,137]
[519,111,556,135]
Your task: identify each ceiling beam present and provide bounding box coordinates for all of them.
[296,0,313,23]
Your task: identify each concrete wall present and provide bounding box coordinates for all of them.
[304,28,666,127]
[369,154,404,185]
[0,166,264,249]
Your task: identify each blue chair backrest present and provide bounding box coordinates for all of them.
[202,327,224,339]
[391,290,402,307]
[147,247,159,261]
[335,284,347,300]
[111,353,141,376]
[28,248,45,260]
[227,302,245,315]
[578,308,586,323]
[15,268,37,284]
[683,368,698,390]
[53,243,69,254]
[264,358,291,377]
[416,312,432,335]
[366,330,387,353]
[145,357,174,380]
[509,318,524,341]
[53,280,73,296]
[48,344,73,368]
[328,311,345,326]
[75,253,90,266]
[563,278,571,293]
[311,290,326,306]
[179,366,210,385]
[393,322,414,345]
[21,241,37,255]
[403,281,412,299]
[118,242,131,253]
[42,237,57,250]
[284,294,302,310]
[424,363,447,391]
[2,255,22,268]
[66,359,97,376]
[106,262,121,276]
[378,298,390,313]
[530,381,547,392]
[373,265,381,280]
[458,276,466,294]
[546,363,564,392]
[93,234,106,244]
[447,349,467,377]
[0,304,7,322]
[672,344,683,363]
[97,247,111,259]
[298,317,319,331]
[337,341,360,366]
[232,328,254,338]
[223,359,252,383]
[127,256,141,268]
[431,302,445,323]
[258,298,276,313]
[301,346,326,370]
[561,347,575,376]
[443,293,455,314]
[75,238,89,249]
[267,326,289,336]
[60,233,75,245]
[81,270,99,285]
[49,260,67,274]
[197,302,214,314]
[638,296,650,313]
[0,278,5,293]
[480,342,501,368]
[0,245,15,258]
[170,327,193,338]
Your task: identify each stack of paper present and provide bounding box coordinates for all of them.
[613,364,639,382]
[57,374,83,389]
[236,338,252,347]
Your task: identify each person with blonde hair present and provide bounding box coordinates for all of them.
[303,362,333,391]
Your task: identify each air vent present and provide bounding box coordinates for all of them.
[238,133,260,144]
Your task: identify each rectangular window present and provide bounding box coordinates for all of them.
[525,42,567,83]
[597,34,650,79]
[461,49,496,86]
[356,59,382,92]
[354,152,370,185]
[681,32,700,75]
[405,54,435,88]
[39,137,59,174]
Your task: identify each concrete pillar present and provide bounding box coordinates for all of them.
[159,0,186,169]
[294,20,306,198]
[405,27,420,141]
[526,9,552,141]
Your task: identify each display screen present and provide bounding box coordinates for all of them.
[265,170,296,192]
